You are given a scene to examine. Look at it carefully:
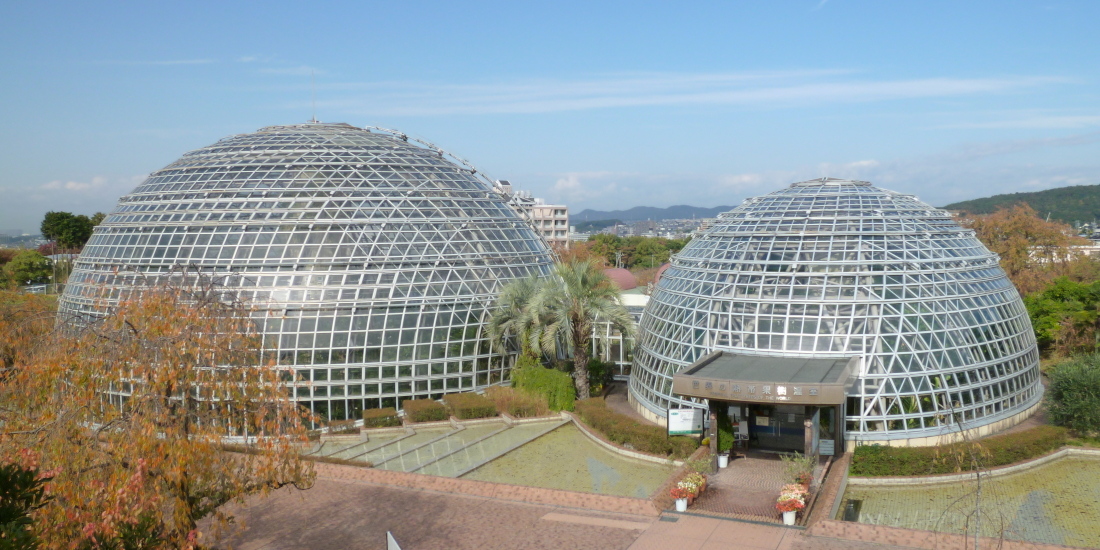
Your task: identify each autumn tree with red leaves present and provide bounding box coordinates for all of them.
[0,276,313,548]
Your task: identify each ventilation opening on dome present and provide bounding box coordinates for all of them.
[790,177,872,187]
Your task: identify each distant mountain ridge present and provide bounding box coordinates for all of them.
[941,184,1100,224]
[572,204,736,223]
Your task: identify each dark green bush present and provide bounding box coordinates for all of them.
[363,407,401,428]
[850,425,1068,476]
[512,360,576,411]
[1047,354,1100,435]
[574,398,698,458]
[586,357,614,395]
[443,392,498,419]
[402,399,449,423]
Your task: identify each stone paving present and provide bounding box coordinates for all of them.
[206,469,1086,550]
[212,477,649,550]
[689,452,797,523]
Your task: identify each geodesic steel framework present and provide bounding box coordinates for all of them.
[58,122,555,422]
[629,178,1042,442]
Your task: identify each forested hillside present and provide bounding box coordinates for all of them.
[942,184,1100,224]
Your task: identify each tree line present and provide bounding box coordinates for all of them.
[966,204,1100,437]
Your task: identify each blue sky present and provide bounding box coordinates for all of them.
[2,1,1099,232]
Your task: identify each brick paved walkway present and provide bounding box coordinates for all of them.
[604,383,657,426]
[207,477,1090,550]
[689,453,791,523]
[212,477,651,550]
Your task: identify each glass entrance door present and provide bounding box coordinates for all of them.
[748,405,806,452]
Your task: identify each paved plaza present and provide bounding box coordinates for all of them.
[209,475,891,550]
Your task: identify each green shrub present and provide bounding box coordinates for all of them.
[1047,354,1100,435]
[587,357,614,395]
[574,398,698,458]
[512,362,576,411]
[402,398,449,423]
[485,385,550,418]
[363,407,401,428]
[850,425,1068,476]
[443,392,498,419]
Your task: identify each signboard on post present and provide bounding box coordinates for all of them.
[667,408,704,436]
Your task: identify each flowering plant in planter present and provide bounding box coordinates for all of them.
[683,473,706,493]
[775,497,805,513]
[775,483,808,513]
[795,471,813,486]
[670,486,691,500]
[676,479,699,496]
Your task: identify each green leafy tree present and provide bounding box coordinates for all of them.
[529,260,635,399]
[39,211,94,250]
[1023,277,1100,355]
[0,455,52,550]
[39,212,70,242]
[1046,354,1100,435]
[1,251,51,286]
[90,212,107,226]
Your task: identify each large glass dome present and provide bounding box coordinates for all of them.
[59,122,555,422]
[629,178,1042,443]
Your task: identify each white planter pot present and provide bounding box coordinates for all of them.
[782,510,796,525]
[675,498,688,512]
[718,454,729,468]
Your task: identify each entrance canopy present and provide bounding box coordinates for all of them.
[672,351,858,405]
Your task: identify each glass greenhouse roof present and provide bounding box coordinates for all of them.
[629,178,1042,442]
[58,122,556,423]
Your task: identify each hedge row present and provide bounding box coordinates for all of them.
[443,393,498,420]
[485,386,551,418]
[403,399,448,423]
[573,398,697,459]
[512,362,575,412]
[363,407,401,428]
[850,425,1068,476]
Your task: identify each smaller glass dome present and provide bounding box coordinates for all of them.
[629,178,1042,443]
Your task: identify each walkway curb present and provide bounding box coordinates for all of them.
[311,461,662,517]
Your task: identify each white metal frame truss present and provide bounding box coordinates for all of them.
[59,122,556,423]
[628,178,1042,442]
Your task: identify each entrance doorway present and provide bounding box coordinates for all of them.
[720,403,840,456]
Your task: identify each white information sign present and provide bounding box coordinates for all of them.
[667,408,704,436]
[819,440,835,456]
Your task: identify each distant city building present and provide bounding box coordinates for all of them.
[498,183,569,248]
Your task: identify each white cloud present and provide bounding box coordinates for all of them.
[551,171,629,203]
[308,71,1062,116]
[260,66,325,76]
[40,176,108,191]
[99,59,216,66]
[536,132,1100,213]
[939,115,1100,129]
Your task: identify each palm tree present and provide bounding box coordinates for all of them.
[530,259,635,399]
[487,274,543,358]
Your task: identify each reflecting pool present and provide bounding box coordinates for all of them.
[838,455,1100,548]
